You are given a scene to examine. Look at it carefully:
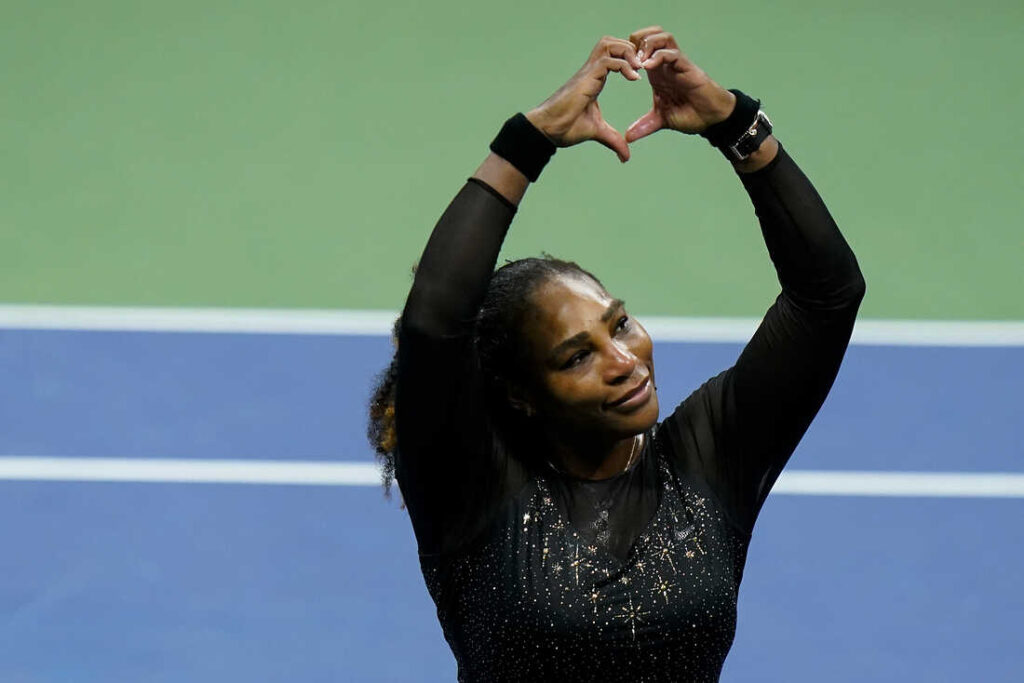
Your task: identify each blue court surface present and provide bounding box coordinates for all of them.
[1,322,1022,682]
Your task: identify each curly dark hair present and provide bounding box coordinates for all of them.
[367,255,606,497]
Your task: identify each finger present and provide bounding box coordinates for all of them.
[607,41,642,70]
[641,48,685,72]
[633,28,678,61]
[625,109,664,143]
[591,120,630,163]
[628,25,665,51]
[593,36,642,70]
[596,55,641,82]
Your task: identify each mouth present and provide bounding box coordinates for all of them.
[606,376,652,410]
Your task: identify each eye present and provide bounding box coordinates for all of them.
[614,315,631,334]
[561,349,590,370]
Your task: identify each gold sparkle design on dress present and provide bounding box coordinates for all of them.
[569,544,592,585]
[614,595,650,640]
[653,574,673,604]
[415,451,754,681]
[654,534,677,572]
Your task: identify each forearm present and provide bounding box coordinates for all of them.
[733,135,778,174]
[401,154,530,338]
[473,152,531,205]
[740,144,866,311]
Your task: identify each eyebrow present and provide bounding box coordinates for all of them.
[600,299,626,323]
[548,299,626,361]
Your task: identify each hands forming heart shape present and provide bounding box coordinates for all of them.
[525,26,737,163]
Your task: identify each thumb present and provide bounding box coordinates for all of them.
[592,119,631,163]
[625,109,664,143]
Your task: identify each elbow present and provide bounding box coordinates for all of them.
[400,281,458,339]
[786,260,865,314]
[828,250,867,309]
[845,265,867,306]
[846,255,867,305]
[400,289,475,341]
[822,265,865,313]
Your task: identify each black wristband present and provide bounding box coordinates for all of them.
[489,113,556,182]
[700,89,761,149]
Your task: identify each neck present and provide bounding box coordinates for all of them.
[546,430,643,480]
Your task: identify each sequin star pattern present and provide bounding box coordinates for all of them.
[653,574,673,604]
[569,544,592,585]
[614,595,650,640]
[418,439,750,682]
[654,534,678,573]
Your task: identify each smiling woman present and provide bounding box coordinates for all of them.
[367,26,864,683]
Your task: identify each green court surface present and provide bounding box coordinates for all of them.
[2,0,1022,318]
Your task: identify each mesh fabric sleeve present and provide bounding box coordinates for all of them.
[395,178,517,555]
[660,145,866,532]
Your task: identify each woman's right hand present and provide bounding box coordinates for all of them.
[525,37,642,163]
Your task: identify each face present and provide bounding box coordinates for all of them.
[516,273,659,440]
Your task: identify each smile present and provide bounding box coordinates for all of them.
[606,376,653,410]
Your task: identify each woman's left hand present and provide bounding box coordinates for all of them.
[625,27,737,142]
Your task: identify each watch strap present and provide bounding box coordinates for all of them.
[701,89,772,162]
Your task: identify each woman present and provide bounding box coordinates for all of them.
[369,26,865,682]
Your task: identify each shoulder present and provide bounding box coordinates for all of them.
[655,369,734,450]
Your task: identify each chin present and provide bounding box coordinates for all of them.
[639,395,661,430]
[619,394,660,436]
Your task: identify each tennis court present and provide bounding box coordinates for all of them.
[2,1,1022,680]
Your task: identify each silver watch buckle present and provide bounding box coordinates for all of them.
[726,110,772,162]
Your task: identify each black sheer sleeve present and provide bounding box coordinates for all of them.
[660,145,866,532]
[395,178,518,555]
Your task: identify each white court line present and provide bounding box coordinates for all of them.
[0,457,382,486]
[1,457,1023,498]
[772,471,1024,498]
[1,304,1023,346]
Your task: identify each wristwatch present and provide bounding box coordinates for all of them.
[723,109,773,162]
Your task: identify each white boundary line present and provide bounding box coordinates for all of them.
[0,457,382,486]
[1,304,1023,346]
[0,304,398,336]
[772,471,1024,498]
[1,457,1023,497]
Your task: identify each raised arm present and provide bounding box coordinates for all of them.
[626,27,866,530]
[395,38,644,554]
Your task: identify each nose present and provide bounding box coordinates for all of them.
[604,339,638,385]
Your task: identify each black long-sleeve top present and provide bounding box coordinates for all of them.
[395,144,865,682]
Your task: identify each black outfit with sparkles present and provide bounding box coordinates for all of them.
[395,144,865,682]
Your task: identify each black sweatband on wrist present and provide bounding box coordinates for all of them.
[489,113,556,182]
[700,89,761,149]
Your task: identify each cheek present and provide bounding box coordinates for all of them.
[538,373,606,415]
[632,329,655,365]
